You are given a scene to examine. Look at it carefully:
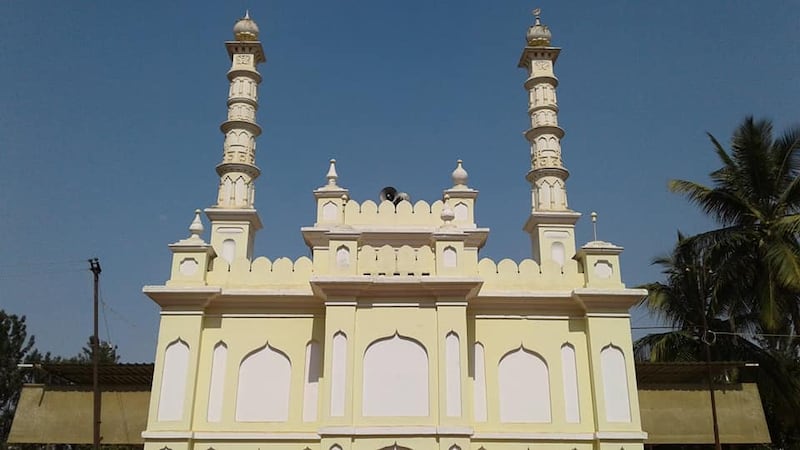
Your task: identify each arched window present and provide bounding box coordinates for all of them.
[498,347,551,423]
[363,334,428,416]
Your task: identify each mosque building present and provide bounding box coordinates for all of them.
[141,10,649,450]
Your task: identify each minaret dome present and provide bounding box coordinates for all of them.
[233,11,260,41]
[526,9,552,46]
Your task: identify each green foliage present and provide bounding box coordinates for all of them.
[0,310,35,444]
[638,117,800,448]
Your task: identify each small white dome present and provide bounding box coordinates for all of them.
[233,11,259,41]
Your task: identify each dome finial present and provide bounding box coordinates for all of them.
[451,159,468,188]
[526,7,551,46]
[233,11,260,41]
[532,8,541,25]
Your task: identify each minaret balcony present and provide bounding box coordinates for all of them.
[226,96,259,109]
[226,67,263,83]
[524,75,559,90]
[220,119,262,136]
[526,166,570,182]
[215,162,261,178]
[524,125,564,141]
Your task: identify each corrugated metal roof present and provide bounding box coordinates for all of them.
[37,363,154,387]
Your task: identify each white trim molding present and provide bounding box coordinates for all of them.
[472,432,594,441]
[594,431,648,440]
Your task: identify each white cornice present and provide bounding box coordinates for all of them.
[472,432,593,441]
[193,431,319,440]
[141,431,193,439]
[311,276,483,300]
[594,431,648,440]
[318,426,473,436]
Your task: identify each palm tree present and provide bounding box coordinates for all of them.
[669,116,800,334]
[637,116,800,446]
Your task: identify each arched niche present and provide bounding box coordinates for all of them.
[362,333,429,416]
[235,343,291,422]
[560,343,580,423]
[207,341,227,422]
[473,342,487,422]
[157,338,190,421]
[601,344,631,422]
[498,346,551,423]
[330,332,347,417]
[302,340,321,422]
[443,246,458,268]
[445,332,462,417]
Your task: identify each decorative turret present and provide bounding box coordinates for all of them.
[518,9,581,267]
[204,12,267,263]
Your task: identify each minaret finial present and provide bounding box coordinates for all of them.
[532,8,541,25]
[591,211,598,241]
[326,159,339,187]
[451,159,468,187]
[244,9,250,20]
[189,209,204,240]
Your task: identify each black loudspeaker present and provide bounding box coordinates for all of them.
[379,186,399,203]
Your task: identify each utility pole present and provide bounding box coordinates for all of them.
[693,263,721,450]
[89,258,102,450]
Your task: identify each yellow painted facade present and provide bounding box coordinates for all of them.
[142,11,647,450]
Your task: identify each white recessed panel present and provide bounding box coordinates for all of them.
[498,347,551,423]
[363,334,429,416]
[336,246,350,268]
[303,341,321,422]
[443,247,457,268]
[454,203,468,221]
[601,345,631,422]
[221,239,236,264]
[445,332,462,417]
[330,332,347,417]
[322,201,338,221]
[473,342,487,422]
[207,342,227,423]
[157,339,190,421]
[560,343,580,423]
[235,344,291,422]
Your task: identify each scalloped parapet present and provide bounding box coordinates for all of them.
[205,255,314,290]
[344,199,445,227]
[477,257,584,291]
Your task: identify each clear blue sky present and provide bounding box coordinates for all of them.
[0,2,797,362]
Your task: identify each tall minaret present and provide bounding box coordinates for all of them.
[519,9,580,267]
[205,12,266,263]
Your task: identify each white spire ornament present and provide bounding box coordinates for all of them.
[451,159,469,188]
[326,159,339,187]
